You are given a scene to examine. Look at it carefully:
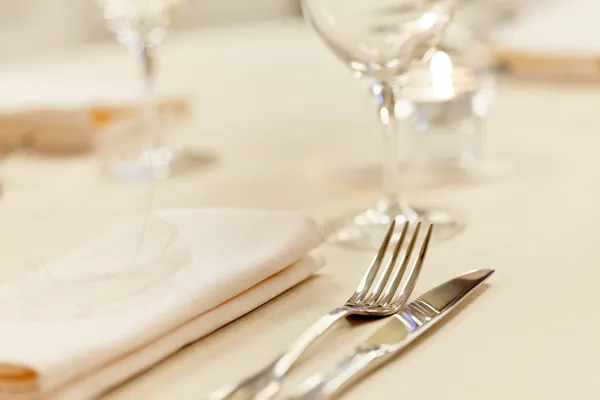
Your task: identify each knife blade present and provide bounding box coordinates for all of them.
[286,268,494,400]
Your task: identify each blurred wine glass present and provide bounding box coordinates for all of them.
[302,0,461,249]
[96,0,206,181]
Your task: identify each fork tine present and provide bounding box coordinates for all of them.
[377,221,423,305]
[388,223,433,307]
[359,221,410,305]
[347,220,396,303]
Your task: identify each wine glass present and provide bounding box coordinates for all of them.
[96,0,207,181]
[302,0,462,249]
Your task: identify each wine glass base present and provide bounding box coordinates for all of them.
[323,205,464,250]
[103,147,217,182]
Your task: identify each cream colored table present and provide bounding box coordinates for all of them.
[1,19,599,400]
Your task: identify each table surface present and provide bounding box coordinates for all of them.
[1,18,599,400]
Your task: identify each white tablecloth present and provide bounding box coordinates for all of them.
[1,18,599,399]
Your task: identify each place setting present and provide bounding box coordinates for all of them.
[0,0,499,398]
[207,221,493,399]
[6,0,596,399]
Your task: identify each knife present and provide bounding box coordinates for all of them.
[285,269,494,400]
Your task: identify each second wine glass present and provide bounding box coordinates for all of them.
[96,0,208,181]
[302,0,462,249]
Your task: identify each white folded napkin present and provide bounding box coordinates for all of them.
[0,208,324,400]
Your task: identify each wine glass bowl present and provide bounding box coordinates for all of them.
[302,0,454,80]
[98,0,187,47]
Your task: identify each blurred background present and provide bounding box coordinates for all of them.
[0,0,595,261]
[0,0,563,61]
[0,0,301,60]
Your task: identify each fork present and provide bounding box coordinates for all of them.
[208,220,433,400]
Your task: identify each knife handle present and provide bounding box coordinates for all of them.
[287,345,393,400]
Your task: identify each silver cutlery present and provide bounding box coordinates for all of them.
[286,268,494,399]
[208,220,433,400]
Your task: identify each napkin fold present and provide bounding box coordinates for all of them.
[0,208,324,400]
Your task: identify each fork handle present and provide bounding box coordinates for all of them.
[209,307,351,400]
[285,345,392,400]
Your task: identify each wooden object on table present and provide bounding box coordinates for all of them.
[0,97,190,155]
[492,49,600,82]
[489,0,600,81]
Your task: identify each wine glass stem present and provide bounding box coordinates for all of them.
[373,81,413,218]
[134,41,159,205]
[136,42,159,150]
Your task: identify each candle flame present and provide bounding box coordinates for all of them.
[429,51,455,99]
